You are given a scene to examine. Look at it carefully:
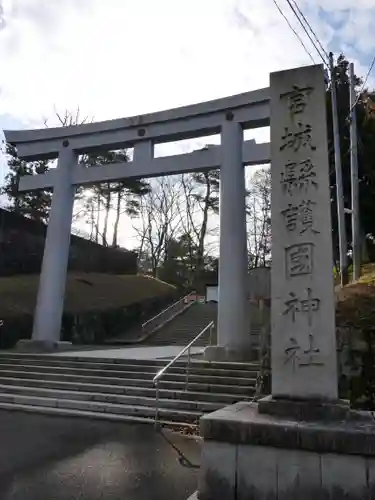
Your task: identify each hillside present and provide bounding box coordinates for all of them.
[336,264,375,329]
[0,208,137,276]
[0,273,176,318]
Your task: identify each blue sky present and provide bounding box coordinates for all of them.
[0,0,374,242]
[0,0,374,132]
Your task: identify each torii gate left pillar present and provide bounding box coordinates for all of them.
[27,145,77,350]
[5,89,270,354]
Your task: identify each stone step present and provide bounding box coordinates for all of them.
[0,364,255,386]
[0,370,254,395]
[0,357,258,378]
[144,339,212,346]
[0,393,202,423]
[0,402,196,429]
[0,376,252,403]
[147,326,215,333]
[0,353,259,372]
[160,322,215,329]
[0,384,223,413]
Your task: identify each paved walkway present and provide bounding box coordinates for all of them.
[0,411,199,500]
[54,345,205,360]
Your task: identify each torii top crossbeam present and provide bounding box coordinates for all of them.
[5,86,270,160]
[4,87,271,192]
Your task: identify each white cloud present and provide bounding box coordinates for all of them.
[1,0,374,124]
[0,0,374,249]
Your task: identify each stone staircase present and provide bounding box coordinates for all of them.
[140,301,269,356]
[143,302,218,347]
[0,353,259,429]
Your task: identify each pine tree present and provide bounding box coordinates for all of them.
[82,149,151,246]
[327,54,375,261]
[1,143,52,223]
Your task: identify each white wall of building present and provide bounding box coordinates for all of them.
[206,285,219,302]
[205,267,271,303]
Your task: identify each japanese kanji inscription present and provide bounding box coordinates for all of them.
[280,84,314,115]
[281,200,320,234]
[271,64,338,399]
[283,287,320,325]
[284,333,324,372]
[280,158,318,194]
[285,243,314,278]
[280,122,316,152]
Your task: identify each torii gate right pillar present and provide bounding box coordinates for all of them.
[205,117,250,362]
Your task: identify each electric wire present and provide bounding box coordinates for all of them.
[289,0,330,62]
[284,0,329,67]
[271,0,316,65]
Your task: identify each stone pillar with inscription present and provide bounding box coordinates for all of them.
[194,65,375,500]
[270,65,338,400]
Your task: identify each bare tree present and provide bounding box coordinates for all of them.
[43,106,91,129]
[246,167,271,268]
[179,169,219,284]
[134,176,182,276]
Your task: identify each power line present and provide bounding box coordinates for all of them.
[271,0,316,65]
[361,54,375,90]
[289,0,330,62]
[284,0,329,68]
[285,0,328,66]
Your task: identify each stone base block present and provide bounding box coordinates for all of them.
[204,345,256,362]
[258,394,351,421]
[15,339,73,353]
[198,401,375,499]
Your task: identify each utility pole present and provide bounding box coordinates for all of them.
[349,62,360,281]
[329,52,348,287]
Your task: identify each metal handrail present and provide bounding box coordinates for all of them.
[141,291,196,331]
[153,320,215,427]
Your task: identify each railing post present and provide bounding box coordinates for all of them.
[154,381,160,428]
[152,321,213,421]
[185,346,191,391]
[209,323,213,346]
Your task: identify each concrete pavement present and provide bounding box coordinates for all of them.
[0,411,200,500]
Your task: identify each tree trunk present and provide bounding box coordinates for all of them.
[112,190,122,247]
[194,173,211,287]
[360,225,370,264]
[95,192,101,244]
[102,184,111,246]
[89,201,95,241]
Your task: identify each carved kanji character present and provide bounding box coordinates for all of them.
[280,123,316,152]
[280,84,314,115]
[285,243,314,278]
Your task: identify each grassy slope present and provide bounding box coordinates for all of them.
[0,273,176,318]
[1,264,372,323]
[336,263,375,328]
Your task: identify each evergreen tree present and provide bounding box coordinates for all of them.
[82,149,151,246]
[327,54,375,262]
[1,143,51,223]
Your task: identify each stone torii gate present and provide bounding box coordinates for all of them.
[5,88,270,359]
